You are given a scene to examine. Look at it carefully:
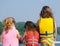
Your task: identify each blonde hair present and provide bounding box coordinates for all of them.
[3,17,15,28]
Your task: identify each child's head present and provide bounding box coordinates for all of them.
[24,21,36,30]
[40,6,54,18]
[3,17,15,28]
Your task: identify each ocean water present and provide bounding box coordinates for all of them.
[0,35,60,46]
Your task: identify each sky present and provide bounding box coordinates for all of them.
[0,0,60,27]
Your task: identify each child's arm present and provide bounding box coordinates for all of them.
[36,18,41,27]
[1,34,3,43]
[36,18,41,31]
[36,19,39,27]
[16,30,20,40]
[1,29,5,43]
[54,21,57,40]
[22,31,26,40]
[55,21,57,35]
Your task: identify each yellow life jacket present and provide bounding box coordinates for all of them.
[39,18,54,38]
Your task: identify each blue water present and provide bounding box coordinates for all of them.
[0,35,60,46]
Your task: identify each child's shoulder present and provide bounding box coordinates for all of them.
[16,29,19,33]
[16,29,20,34]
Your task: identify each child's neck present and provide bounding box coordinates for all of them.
[5,24,15,33]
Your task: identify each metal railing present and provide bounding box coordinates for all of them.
[0,41,60,46]
[53,41,60,46]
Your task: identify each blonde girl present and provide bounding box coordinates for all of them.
[2,17,20,46]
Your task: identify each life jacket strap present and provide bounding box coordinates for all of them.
[40,31,54,36]
[26,37,38,45]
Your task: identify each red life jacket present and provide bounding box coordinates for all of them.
[26,30,39,45]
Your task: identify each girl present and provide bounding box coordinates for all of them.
[37,6,57,46]
[22,21,39,46]
[2,17,20,46]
